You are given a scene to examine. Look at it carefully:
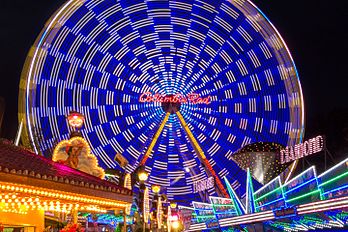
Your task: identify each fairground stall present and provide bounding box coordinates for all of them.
[182,155,348,231]
[0,139,132,231]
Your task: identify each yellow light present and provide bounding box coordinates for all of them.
[138,172,149,182]
[172,221,180,229]
[170,202,177,209]
[152,185,161,194]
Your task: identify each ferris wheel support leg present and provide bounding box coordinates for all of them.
[140,112,171,166]
[175,111,229,198]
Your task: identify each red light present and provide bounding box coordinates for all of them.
[170,215,178,221]
[67,111,85,129]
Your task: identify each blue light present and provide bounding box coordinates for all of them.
[284,178,318,195]
[322,184,348,196]
[22,0,304,204]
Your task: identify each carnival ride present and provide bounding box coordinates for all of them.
[19,0,304,204]
[185,157,348,231]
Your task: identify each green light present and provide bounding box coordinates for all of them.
[247,168,256,213]
[104,173,121,178]
[225,176,244,216]
[319,171,348,187]
[255,186,283,202]
[286,189,321,203]
[212,204,235,207]
[196,215,215,218]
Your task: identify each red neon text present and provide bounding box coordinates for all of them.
[139,92,211,104]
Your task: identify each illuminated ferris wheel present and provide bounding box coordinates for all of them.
[20,0,304,203]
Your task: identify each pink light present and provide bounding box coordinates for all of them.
[139,92,211,105]
[298,204,348,215]
[219,210,274,227]
[280,135,324,164]
[298,199,348,213]
[298,196,348,208]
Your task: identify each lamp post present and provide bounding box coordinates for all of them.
[137,166,149,232]
[168,202,183,232]
[65,111,85,223]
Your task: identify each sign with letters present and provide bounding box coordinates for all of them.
[193,177,215,193]
[139,92,211,104]
[274,207,297,219]
[280,135,325,164]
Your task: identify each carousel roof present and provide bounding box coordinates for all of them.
[0,139,132,200]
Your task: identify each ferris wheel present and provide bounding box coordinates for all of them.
[20,0,304,203]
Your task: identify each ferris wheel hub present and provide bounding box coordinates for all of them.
[161,96,181,114]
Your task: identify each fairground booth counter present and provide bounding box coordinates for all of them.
[0,140,132,231]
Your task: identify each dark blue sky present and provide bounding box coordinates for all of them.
[0,0,347,144]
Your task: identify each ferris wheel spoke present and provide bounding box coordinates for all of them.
[139,112,171,166]
[175,111,229,198]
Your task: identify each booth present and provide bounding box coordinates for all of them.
[0,140,132,231]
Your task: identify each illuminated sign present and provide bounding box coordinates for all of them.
[114,153,128,168]
[274,207,297,219]
[206,220,220,229]
[139,92,211,104]
[192,202,219,228]
[280,135,325,164]
[210,196,237,219]
[193,177,215,193]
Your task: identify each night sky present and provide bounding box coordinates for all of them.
[0,0,347,169]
